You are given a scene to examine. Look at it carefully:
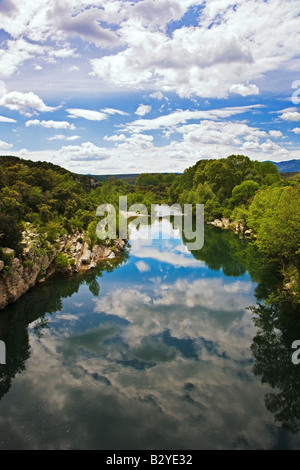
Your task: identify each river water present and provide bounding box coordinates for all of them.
[0,215,300,449]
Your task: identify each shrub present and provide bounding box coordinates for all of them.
[54,252,69,272]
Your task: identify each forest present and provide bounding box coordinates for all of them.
[0,154,299,302]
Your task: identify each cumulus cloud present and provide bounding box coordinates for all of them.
[260,139,285,152]
[177,121,257,146]
[230,84,259,97]
[269,130,282,138]
[90,1,300,98]
[104,134,127,142]
[52,3,120,49]
[0,91,57,116]
[280,112,300,122]
[0,0,299,101]
[242,138,286,154]
[26,119,75,129]
[135,261,151,273]
[135,104,152,116]
[116,133,154,150]
[58,142,110,161]
[292,128,300,134]
[150,92,164,100]
[67,108,108,121]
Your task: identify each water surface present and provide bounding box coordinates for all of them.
[0,218,300,450]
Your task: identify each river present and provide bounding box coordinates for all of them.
[0,214,300,450]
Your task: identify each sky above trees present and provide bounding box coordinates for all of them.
[0,0,299,174]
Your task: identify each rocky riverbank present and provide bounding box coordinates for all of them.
[0,223,126,310]
[208,218,256,239]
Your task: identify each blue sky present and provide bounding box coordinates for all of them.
[0,0,299,174]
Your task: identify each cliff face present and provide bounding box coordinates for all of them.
[0,224,126,310]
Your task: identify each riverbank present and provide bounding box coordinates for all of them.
[208,218,299,302]
[0,223,126,310]
[208,217,255,239]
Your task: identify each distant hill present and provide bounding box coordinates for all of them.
[89,173,141,185]
[269,160,300,173]
[88,173,182,185]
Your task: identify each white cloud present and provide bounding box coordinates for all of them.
[177,121,265,146]
[67,108,108,121]
[91,1,300,98]
[280,112,300,121]
[58,142,110,161]
[52,3,120,49]
[150,92,164,100]
[48,135,80,141]
[101,108,129,116]
[26,119,75,129]
[0,115,16,123]
[104,134,127,142]
[116,133,154,150]
[0,0,299,102]
[0,39,45,79]
[242,138,286,154]
[48,47,78,60]
[34,65,42,71]
[135,104,152,116]
[242,141,260,150]
[135,261,151,273]
[5,130,299,176]
[292,128,300,134]
[0,81,6,97]
[279,111,300,122]
[230,84,259,97]
[124,105,262,134]
[0,91,57,116]
[269,130,282,138]
[0,36,77,80]
[0,139,12,149]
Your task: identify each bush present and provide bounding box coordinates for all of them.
[54,252,69,272]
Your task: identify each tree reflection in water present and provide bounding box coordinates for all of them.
[184,224,300,434]
[0,223,299,437]
[0,249,129,401]
[250,300,300,434]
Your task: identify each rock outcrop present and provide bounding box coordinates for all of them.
[0,224,126,310]
[208,218,256,238]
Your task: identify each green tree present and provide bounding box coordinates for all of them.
[231,180,260,206]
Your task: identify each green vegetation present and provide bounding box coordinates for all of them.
[130,154,298,300]
[0,153,299,301]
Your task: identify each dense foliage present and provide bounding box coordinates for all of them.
[0,154,299,300]
[134,155,299,299]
